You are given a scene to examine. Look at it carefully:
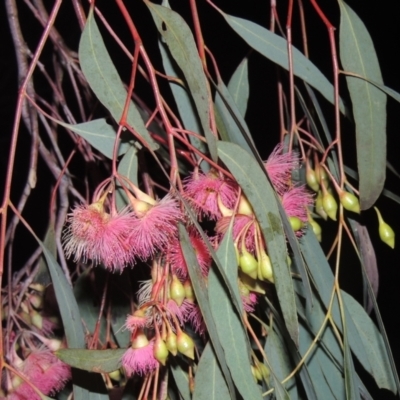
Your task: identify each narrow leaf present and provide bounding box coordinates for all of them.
[217,141,299,345]
[209,230,263,400]
[220,13,345,114]
[79,10,158,151]
[170,361,191,400]
[178,224,236,399]
[56,349,125,373]
[193,342,231,400]
[146,2,217,161]
[228,56,250,117]
[339,1,387,209]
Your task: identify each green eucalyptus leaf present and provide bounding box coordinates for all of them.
[339,1,386,210]
[178,224,236,399]
[146,2,217,161]
[193,342,231,400]
[265,330,296,399]
[209,228,263,400]
[63,119,132,159]
[74,271,107,344]
[79,10,158,151]
[228,56,250,117]
[343,322,361,400]
[342,291,396,392]
[214,80,254,154]
[34,222,55,286]
[56,349,125,373]
[170,360,191,400]
[220,13,345,114]
[217,141,299,345]
[158,41,208,163]
[116,145,139,210]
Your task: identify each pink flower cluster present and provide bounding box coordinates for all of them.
[63,194,183,271]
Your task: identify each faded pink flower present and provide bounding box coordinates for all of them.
[63,203,135,271]
[264,144,299,195]
[122,340,158,376]
[168,230,211,279]
[125,311,150,331]
[128,194,183,260]
[9,350,71,399]
[183,171,238,220]
[242,292,258,313]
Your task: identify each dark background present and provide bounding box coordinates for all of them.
[1,0,400,397]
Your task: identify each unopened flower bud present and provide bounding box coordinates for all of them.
[177,331,195,360]
[258,251,274,283]
[375,207,395,249]
[183,280,195,303]
[251,365,262,382]
[166,330,178,356]
[217,195,233,217]
[316,164,329,186]
[257,362,270,382]
[28,293,43,310]
[339,190,360,214]
[315,191,328,220]
[238,196,253,216]
[239,248,258,279]
[306,162,319,192]
[154,337,169,366]
[322,191,337,221]
[289,216,303,232]
[109,370,121,382]
[308,216,322,242]
[170,275,185,306]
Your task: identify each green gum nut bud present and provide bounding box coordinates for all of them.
[316,165,329,186]
[251,365,262,382]
[315,191,328,220]
[258,251,274,283]
[154,337,169,366]
[166,330,178,356]
[109,370,121,382]
[177,331,195,360]
[308,217,322,242]
[238,196,254,216]
[339,191,360,214]
[183,280,195,303]
[258,362,270,382]
[289,216,304,232]
[322,191,338,221]
[375,207,395,249]
[170,275,185,306]
[239,248,258,280]
[306,163,319,192]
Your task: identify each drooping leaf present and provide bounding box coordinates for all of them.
[214,79,254,155]
[116,145,139,210]
[56,349,125,373]
[36,239,108,398]
[33,222,55,286]
[158,40,208,163]
[265,330,296,399]
[170,360,191,400]
[193,342,231,400]
[343,319,361,400]
[146,2,217,161]
[209,229,263,400]
[228,56,250,117]
[79,9,158,151]
[178,224,236,399]
[219,12,346,114]
[339,1,386,210]
[342,291,396,392]
[217,141,299,345]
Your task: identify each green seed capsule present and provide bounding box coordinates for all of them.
[177,331,195,360]
[308,217,322,242]
[239,249,258,279]
[315,191,328,220]
[154,337,169,366]
[289,216,304,232]
[339,191,360,214]
[166,330,178,356]
[322,192,338,221]
[170,275,185,306]
[375,207,395,249]
[258,251,274,283]
[306,163,319,192]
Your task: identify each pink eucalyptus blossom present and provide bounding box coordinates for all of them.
[168,230,211,279]
[183,302,206,336]
[128,194,183,260]
[183,171,238,220]
[122,341,158,376]
[264,144,299,195]
[281,185,313,223]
